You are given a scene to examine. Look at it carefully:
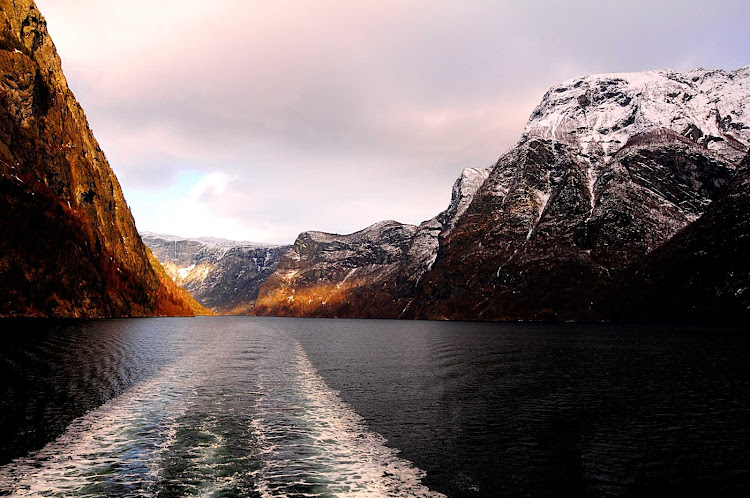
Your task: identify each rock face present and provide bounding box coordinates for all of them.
[611,151,750,323]
[0,1,199,317]
[411,135,734,320]
[257,66,750,322]
[253,168,489,318]
[142,233,290,314]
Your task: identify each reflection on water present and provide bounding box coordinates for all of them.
[0,317,748,497]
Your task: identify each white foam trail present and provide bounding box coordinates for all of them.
[0,325,442,497]
[0,362,189,496]
[251,340,444,497]
[0,346,226,497]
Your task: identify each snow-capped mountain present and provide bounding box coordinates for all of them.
[523,66,750,162]
[142,233,290,314]
[412,65,749,321]
[257,65,750,322]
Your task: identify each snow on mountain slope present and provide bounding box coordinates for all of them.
[139,232,276,250]
[437,168,492,234]
[406,167,491,277]
[523,66,750,162]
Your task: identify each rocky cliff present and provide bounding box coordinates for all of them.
[257,66,749,322]
[0,0,200,317]
[412,135,734,320]
[142,233,290,314]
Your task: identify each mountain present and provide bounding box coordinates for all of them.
[0,0,202,317]
[253,168,489,318]
[141,233,290,314]
[257,66,750,322]
[412,67,748,321]
[523,67,749,163]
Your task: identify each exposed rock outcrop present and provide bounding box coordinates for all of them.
[0,0,200,317]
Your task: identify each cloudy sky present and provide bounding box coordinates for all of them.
[36,0,750,243]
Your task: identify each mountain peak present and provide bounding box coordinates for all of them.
[523,65,750,162]
[435,167,490,234]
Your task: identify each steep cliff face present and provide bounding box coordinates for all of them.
[253,168,489,318]
[0,1,197,317]
[142,233,289,314]
[411,136,733,320]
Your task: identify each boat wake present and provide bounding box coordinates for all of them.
[0,323,441,497]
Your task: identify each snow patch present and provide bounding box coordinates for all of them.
[177,264,196,280]
[526,189,551,240]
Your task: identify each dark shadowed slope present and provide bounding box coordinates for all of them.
[610,151,750,324]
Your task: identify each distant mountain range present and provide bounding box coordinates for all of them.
[142,168,491,317]
[146,63,750,324]
[145,67,750,323]
[141,233,290,315]
[251,168,490,317]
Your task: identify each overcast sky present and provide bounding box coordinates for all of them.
[36,0,750,243]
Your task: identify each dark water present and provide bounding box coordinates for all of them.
[0,318,748,497]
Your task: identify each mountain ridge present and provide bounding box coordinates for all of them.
[253,167,489,318]
[255,64,749,323]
